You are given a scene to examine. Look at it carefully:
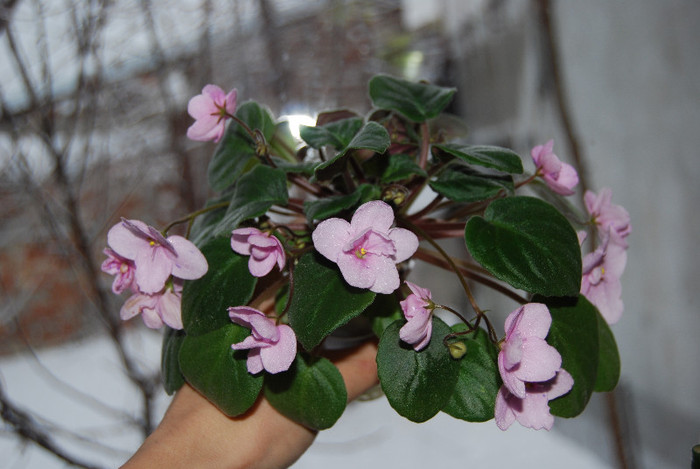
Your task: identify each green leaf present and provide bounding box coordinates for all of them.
[433,143,524,174]
[264,354,347,430]
[542,295,599,418]
[442,326,501,422]
[369,74,456,122]
[188,194,231,247]
[300,117,364,149]
[161,327,186,395]
[594,308,621,392]
[303,183,375,223]
[377,317,460,422]
[314,121,391,181]
[429,167,513,203]
[364,293,403,338]
[381,153,427,183]
[287,253,376,350]
[182,237,257,336]
[214,165,288,235]
[208,101,276,191]
[464,196,582,297]
[179,323,263,417]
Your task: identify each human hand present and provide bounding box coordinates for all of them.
[121,340,378,469]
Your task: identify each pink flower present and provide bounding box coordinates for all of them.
[107,219,208,294]
[186,84,237,143]
[498,303,562,399]
[584,188,631,244]
[531,140,579,196]
[229,306,297,375]
[101,248,136,294]
[581,229,627,324]
[231,227,286,277]
[312,200,419,294]
[495,369,574,431]
[120,282,184,330]
[399,281,434,351]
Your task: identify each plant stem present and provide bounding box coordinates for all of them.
[161,201,230,236]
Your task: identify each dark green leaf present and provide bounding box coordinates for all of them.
[208,102,276,191]
[381,153,427,183]
[182,237,257,336]
[377,317,460,422]
[369,75,456,122]
[303,183,375,223]
[265,354,347,430]
[429,167,513,203]
[542,295,599,418]
[179,323,263,417]
[300,117,364,149]
[188,194,231,247]
[214,165,288,235]
[314,121,391,181]
[287,252,376,351]
[594,308,621,392]
[434,143,524,174]
[442,326,501,422]
[270,157,317,176]
[464,196,582,297]
[364,293,403,338]
[161,327,186,395]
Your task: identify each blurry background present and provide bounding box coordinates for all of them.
[1,0,698,467]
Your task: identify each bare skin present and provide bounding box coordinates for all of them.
[121,340,379,469]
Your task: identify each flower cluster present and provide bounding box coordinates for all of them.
[102,219,207,329]
[101,76,628,433]
[580,188,631,324]
[495,304,572,430]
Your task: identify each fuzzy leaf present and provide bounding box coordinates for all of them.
[265,354,347,430]
[442,326,501,422]
[161,327,186,395]
[434,143,524,174]
[300,117,364,149]
[182,237,257,336]
[377,317,460,422]
[314,121,390,180]
[214,165,288,235]
[287,253,376,351]
[595,308,621,392]
[208,101,276,191]
[369,75,456,122]
[543,295,599,418]
[464,196,582,297]
[430,167,513,203]
[179,323,263,417]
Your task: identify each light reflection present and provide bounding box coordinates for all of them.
[280,114,316,140]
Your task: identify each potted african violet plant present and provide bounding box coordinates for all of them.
[102,74,629,431]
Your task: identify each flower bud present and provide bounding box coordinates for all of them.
[448,341,467,359]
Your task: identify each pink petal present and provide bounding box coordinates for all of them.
[120,293,150,321]
[187,93,217,120]
[510,303,552,340]
[245,349,264,374]
[494,386,517,430]
[231,335,265,351]
[141,307,165,329]
[158,290,183,330]
[350,200,395,233]
[134,247,173,294]
[202,84,226,104]
[399,313,432,351]
[248,253,277,277]
[547,369,574,400]
[336,252,376,289]
[514,338,561,383]
[224,89,238,114]
[367,255,400,294]
[498,352,526,398]
[260,325,297,374]
[312,218,351,262]
[517,390,554,430]
[107,220,150,260]
[168,236,208,280]
[388,227,419,263]
[405,281,431,301]
[229,306,279,341]
[187,118,224,142]
[231,227,260,255]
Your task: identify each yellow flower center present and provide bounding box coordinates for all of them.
[355,247,367,259]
